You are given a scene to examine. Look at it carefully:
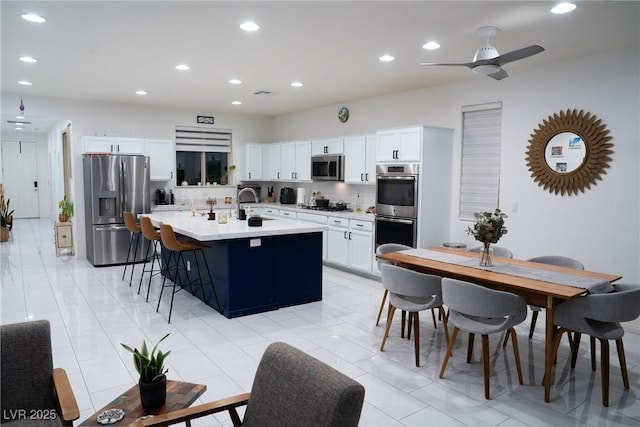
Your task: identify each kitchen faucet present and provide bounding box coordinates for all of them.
[235,187,259,218]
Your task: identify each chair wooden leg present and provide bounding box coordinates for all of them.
[600,338,609,407]
[413,312,420,367]
[439,327,459,379]
[439,306,450,345]
[590,336,596,371]
[375,289,389,326]
[467,333,475,363]
[528,310,538,340]
[407,311,412,340]
[570,332,582,369]
[509,328,524,385]
[380,306,396,351]
[616,339,630,389]
[481,334,490,399]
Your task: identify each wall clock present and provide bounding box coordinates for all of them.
[338,107,349,123]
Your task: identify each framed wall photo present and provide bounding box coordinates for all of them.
[555,162,567,172]
[568,136,582,149]
[551,146,563,156]
[197,115,214,125]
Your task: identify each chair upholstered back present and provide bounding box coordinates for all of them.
[140,215,161,241]
[442,278,527,334]
[381,264,443,309]
[243,342,365,427]
[528,255,584,270]
[123,211,141,233]
[467,245,513,258]
[376,243,412,269]
[1,320,56,422]
[554,283,640,340]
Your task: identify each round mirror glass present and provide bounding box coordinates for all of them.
[543,132,586,173]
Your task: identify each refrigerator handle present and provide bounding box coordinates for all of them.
[119,159,126,215]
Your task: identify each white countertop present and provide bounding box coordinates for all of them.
[151,202,376,222]
[142,211,328,241]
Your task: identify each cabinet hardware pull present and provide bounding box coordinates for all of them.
[348,232,352,240]
[365,173,369,181]
[343,231,347,239]
[360,173,364,181]
[356,224,363,227]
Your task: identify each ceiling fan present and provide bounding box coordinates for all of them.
[420,26,545,80]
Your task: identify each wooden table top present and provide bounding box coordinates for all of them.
[78,380,206,426]
[377,246,621,302]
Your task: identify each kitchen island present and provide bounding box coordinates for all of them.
[142,211,327,318]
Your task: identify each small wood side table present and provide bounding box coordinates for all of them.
[78,380,206,426]
[54,221,74,256]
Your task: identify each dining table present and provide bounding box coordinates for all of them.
[376,246,622,403]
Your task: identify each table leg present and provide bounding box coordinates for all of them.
[544,295,554,402]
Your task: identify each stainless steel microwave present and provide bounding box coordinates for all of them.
[311,155,344,181]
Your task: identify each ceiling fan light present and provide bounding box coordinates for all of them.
[473,64,501,75]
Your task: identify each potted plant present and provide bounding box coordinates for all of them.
[1,198,14,242]
[58,197,74,222]
[121,333,171,410]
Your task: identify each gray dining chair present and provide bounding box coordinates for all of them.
[523,255,584,341]
[379,264,449,367]
[375,243,413,326]
[551,283,640,407]
[439,278,527,399]
[467,245,513,258]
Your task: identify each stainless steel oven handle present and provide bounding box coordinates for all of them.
[375,216,414,225]
[376,175,417,181]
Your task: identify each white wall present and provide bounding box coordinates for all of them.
[272,48,640,329]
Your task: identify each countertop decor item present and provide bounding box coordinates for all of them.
[121,333,171,410]
[57,196,74,222]
[466,209,507,267]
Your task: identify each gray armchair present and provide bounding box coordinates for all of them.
[552,283,640,407]
[133,342,365,427]
[1,320,79,426]
[375,243,413,326]
[439,278,527,399]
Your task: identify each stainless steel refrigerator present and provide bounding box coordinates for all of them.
[83,154,150,266]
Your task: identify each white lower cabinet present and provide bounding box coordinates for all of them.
[297,212,328,260]
[327,217,373,272]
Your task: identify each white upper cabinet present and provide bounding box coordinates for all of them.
[376,127,422,162]
[280,141,311,181]
[83,136,145,154]
[146,139,174,181]
[263,143,282,180]
[245,143,263,181]
[312,138,344,155]
[344,134,376,184]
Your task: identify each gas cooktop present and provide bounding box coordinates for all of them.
[299,205,353,212]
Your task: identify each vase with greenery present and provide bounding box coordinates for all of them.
[1,198,14,242]
[58,197,74,222]
[121,333,171,410]
[466,208,508,267]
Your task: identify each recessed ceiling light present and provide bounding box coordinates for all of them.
[21,13,46,23]
[16,115,25,119]
[135,90,147,95]
[18,80,32,85]
[291,81,303,87]
[423,41,440,50]
[551,2,576,14]
[378,54,395,62]
[229,79,242,84]
[240,21,260,32]
[19,56,37,63]
[232,101,242,105]
[175,64,190,71]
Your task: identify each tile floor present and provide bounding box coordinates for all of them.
[1,219,639,426]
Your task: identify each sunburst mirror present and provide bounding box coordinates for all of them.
[525,109,613,196]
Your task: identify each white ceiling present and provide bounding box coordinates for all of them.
[2,1,639,133]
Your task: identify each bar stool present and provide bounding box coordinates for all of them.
[158,223,220,323]
[138,216,164,302]
[123,211,144,287]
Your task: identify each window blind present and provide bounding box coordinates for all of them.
[459,102,502,221]
[175,126,232,153]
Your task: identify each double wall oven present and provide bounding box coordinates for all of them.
[375,163,419,248]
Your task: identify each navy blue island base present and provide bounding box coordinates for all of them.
[162,231,323,318]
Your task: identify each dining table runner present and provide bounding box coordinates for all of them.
[401,249,614,294]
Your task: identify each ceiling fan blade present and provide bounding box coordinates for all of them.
[494,44,544,66]
[419,62,474,69]
[488,68,508,80]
